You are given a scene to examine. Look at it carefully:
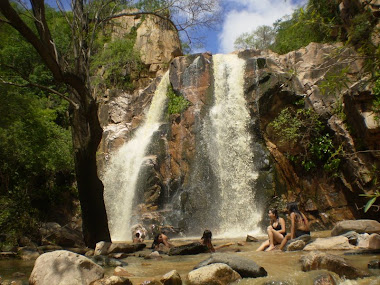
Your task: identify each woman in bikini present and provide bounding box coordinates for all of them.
[256,208,286,251]
[278,202,310,250]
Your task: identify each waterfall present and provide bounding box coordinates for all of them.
[203,54,261,237]
[103,71,170,242]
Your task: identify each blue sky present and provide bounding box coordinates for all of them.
[196,0,307,54]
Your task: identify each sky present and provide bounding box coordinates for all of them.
[197,0,307,54]
[44,0,307,54]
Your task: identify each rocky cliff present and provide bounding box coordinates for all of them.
[97,41,379,237]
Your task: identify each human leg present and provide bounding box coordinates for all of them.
[278,233,291,251]
[256,239,270,251]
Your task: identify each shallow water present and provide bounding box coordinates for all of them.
[1,234,379,285]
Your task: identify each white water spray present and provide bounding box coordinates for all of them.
[204,54,261,237]
[103,72,170,241]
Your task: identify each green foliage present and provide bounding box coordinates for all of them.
[91,33,144,90]
[360,190,380,213]
[0,19,75,244]
[269,107,341,173]
[372,77,380,121]
[234,25,275,50]
[271,0,341,54]
[167,85,190,114]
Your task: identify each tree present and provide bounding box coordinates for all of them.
[234,25,275,50]
[0,0,220,247]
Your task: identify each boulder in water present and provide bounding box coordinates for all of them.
[331,220,380,236]
[303,236,354,251]
[195,252,267,278]
[368,259,380,269]
[29,250,104,285]
[187,263,241,285]
[300,251,370,279]
[160,270,182,285]
[287,240,306,251]
[169,242,208,256]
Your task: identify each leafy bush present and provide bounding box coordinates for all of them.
[167,85,190,115]
[268,107,341,173]
[91,32,144,90]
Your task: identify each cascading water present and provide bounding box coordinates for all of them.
[102,72,170,242]
[202,54,261,237]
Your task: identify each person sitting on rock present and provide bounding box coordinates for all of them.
[278,202,310,251]
[200,229,215,252]
[256,208,286,251]
[151,232,173,250]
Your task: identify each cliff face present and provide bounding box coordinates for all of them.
[98,42,379,236]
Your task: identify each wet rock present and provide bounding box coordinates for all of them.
[86,249,95,256]
[29,250,104,285]
[109,252,130,259]
[40,222,84,247]
[283,235,312,250]
[263,281,290,285]
[12,272,25,278]
[368,233,380,249]
[37,245,62,252]
[342,231,359,245]
[287,240,306,251]
[368,259,380,269]
[108,243,146,254]
[91,255,127,267]
[95,241,112,256]
[331,220,380,236]
[313,272,337,285]
[246,235,258,242]
[195,252,267,278]
[160,270,182,285]
[114,266,134,277]
[92,276,132,285]
[300,251,370,279]
[187,263,241,285]
[0,252,17,259]
[18,247,40,260]
[141,280,162,285]
[169,242,208,256]
[303,236,354,251]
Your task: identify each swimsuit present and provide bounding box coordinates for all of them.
[273,220,287,237]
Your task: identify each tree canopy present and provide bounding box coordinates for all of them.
[0,0,220,247]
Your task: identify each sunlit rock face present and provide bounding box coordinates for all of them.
[98,42,379,240]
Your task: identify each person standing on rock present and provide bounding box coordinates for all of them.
[256,208,286,251]
[278,202,310,250]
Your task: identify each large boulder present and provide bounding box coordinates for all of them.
[160,270,182,285]
[300,251,370,279]
[187,263,241,285]
[29,250,104,285]
[331,220,380,236]
[40,222,84,247]
[195,253,267,278]
[169,242,208,256]
[303,236,355,251]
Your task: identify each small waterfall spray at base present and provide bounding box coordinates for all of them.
[102,72,170,242]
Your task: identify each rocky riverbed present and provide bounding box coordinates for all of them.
[1,221,380,285]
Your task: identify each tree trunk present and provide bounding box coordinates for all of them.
[70,93,111,248]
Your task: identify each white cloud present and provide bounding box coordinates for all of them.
[218,0,307,53]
